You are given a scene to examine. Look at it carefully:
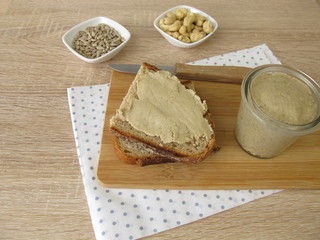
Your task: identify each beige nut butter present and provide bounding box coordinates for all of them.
[118,69,213,144]
[251,72,318,125]
[235,65,320,158]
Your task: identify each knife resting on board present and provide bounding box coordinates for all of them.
[109,63,252,84]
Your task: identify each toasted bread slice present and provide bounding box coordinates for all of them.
[113,135,176,166]
[110,62,218,166]
[113,79,219,166]
[114,135,220,166]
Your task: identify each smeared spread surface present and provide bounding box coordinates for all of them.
[251,72,318,125]
[117,68,213,144]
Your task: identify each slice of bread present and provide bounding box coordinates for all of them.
[110,62,219,166]
[114,135,220,166]
[114,135,176,166]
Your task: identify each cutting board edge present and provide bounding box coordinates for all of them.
[97,71,320,190]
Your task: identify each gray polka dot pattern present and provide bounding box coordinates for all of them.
[67,44,282,240]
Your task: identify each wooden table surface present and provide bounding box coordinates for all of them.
[1,0,320,239]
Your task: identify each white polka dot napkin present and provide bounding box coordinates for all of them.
[67,44,282,240]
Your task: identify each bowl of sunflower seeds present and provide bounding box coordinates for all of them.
[62,17,131,63]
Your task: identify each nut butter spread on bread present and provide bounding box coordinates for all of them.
[110,62,219,166]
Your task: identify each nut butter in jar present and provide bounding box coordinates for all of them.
[235,64,320,158]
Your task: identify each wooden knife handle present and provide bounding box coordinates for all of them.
[175,63,252,84]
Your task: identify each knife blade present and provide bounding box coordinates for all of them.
[108,63,252,84]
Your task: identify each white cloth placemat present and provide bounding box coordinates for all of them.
[67,44,282,240]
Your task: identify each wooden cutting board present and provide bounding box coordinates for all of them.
[97,71,320,189]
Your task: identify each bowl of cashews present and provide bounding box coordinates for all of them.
[154,5,218,48]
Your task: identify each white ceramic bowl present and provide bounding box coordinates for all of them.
[154,5,218,48]
[62,16,131,63]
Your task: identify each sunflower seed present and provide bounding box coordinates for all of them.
[71,23,125,59]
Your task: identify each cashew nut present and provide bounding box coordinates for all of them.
[158,8,214,44]
[159,19,169,31]
[172,31,180,39]
[179,25,187,35]
[181,32,190,38]
[190,23,195,32]
[167,20,182,32]
[164,13,176,25]
[194,26,203,32]
[159,19,181,32]
[178,35,191,43]
[190,31,206,42]
[203,20,214,34]
[165,31,173,37]
[183,13,197,32]
[196,15,207,27]
[175,8,188,20]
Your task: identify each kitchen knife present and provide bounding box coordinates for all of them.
[108,63,252,84]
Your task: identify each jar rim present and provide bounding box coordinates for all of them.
[241,64,320,135]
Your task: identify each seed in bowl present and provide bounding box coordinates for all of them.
[158,8,214,43]
[72,23,124,59]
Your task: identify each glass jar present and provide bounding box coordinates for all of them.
[235,64,320,158]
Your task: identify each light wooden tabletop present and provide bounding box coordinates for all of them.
[1,0,320,239]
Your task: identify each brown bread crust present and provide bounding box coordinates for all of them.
[113,135,220,166]
[113,136,175,166]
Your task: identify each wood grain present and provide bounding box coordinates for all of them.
[174,64,251,84]
[98,71,320,190]
[1,0,320,239]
